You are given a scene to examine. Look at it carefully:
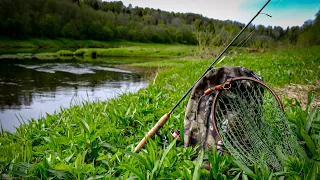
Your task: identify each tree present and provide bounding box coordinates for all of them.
[193,19,216,55]
[143,15,156,25]
[0,0,315,47]
[39,14,61,38]
[297,10,320,45]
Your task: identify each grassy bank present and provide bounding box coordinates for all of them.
[0,37,196,52]
[73,45,197,58]
[0,37,121,48]
[0,38,197,58]
[0,46,319,179]
[0,38,184,49]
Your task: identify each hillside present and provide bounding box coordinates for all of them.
[1,0,319,48]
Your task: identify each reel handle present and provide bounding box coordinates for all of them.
[134,113,170,152]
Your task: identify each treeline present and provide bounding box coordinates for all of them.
[0,0,319,47]
[296,11,320,46]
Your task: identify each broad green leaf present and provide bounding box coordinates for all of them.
[96,155,109,161]
[54,162,70,171]
[100,142,115,149]
[124,150,152,171]
[306,162,317,180]
[301,128,317,156]
[268,172,274,180]
[242,173,249,180]
[48,169,69,179]
[122,164,144,180]
[64,152,75,163]
[291,137,311,162]
[183,165,192,180]
[49,134,56,147]
[82,149,88,164]
[43,137,52,144]
[8,170,29,177]
[275,146,289,165]
[80,119,90,134]
[306,92,315,112]
[316,110,320,123]
[305,107,318,132]
[147,139,156,168]
[192,150,204,180]
[158,138,176,168]
[56,137,70,145]
[86,175,105,180]
[233,160,257,179]
[75,153,83,169]
[273,171,286,176]
[311,123,320,130]
[232,172,241,180]
[151,160,160,178]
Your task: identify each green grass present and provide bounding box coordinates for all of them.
[0,37,117,48]
[0,37,197,51]
[57,50,74,56]
[0,46,319,179]
[71,44,196,58]
[219,46,320,87]
[0,39,197,59]
[131,46,320,87]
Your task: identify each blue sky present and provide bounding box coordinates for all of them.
[117,0,320,28]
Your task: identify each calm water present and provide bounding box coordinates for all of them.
[0,59,148,131]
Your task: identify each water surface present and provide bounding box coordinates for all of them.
[0,59,148,131]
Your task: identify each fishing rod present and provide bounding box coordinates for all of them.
[135,0,272,153]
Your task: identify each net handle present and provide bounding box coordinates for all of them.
[211,76,285,141]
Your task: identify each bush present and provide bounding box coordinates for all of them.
[57,50,74,56]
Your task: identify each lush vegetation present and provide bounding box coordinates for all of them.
[1,0,319,48]
[72,44,196,58]
[1,0,320,178]
[0,38,121,48]
[0,43,197,60]
[0,46,319,179]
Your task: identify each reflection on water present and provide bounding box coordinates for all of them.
[0,59,148,131]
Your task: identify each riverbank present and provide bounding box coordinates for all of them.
[0,46,319,178]
[0,37,152,49]
[0,37,111,49]
[0,39,197,59]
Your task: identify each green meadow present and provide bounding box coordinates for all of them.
[0,39,197,59]
[0,38,128,48]
[0,46,319,179]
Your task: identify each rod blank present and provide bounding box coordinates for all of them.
[134,0,271,152]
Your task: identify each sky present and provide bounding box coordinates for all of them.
[117,0,320,28]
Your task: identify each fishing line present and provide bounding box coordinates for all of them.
[134,0,272,152]
[226,29,257,57]
[222,9,274,60]
[219,29,257,64]
[276,0,283,7]
[235,29,256,51]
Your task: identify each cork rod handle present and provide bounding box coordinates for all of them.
[134,113,170,152]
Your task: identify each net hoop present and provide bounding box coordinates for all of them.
[211,76,290,169]
[212,76,285,141]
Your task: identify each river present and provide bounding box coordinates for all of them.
[0,58,149,132]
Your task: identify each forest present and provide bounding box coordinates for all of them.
[0,0,319,48]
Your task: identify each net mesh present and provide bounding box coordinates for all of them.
[214,78,296,170]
